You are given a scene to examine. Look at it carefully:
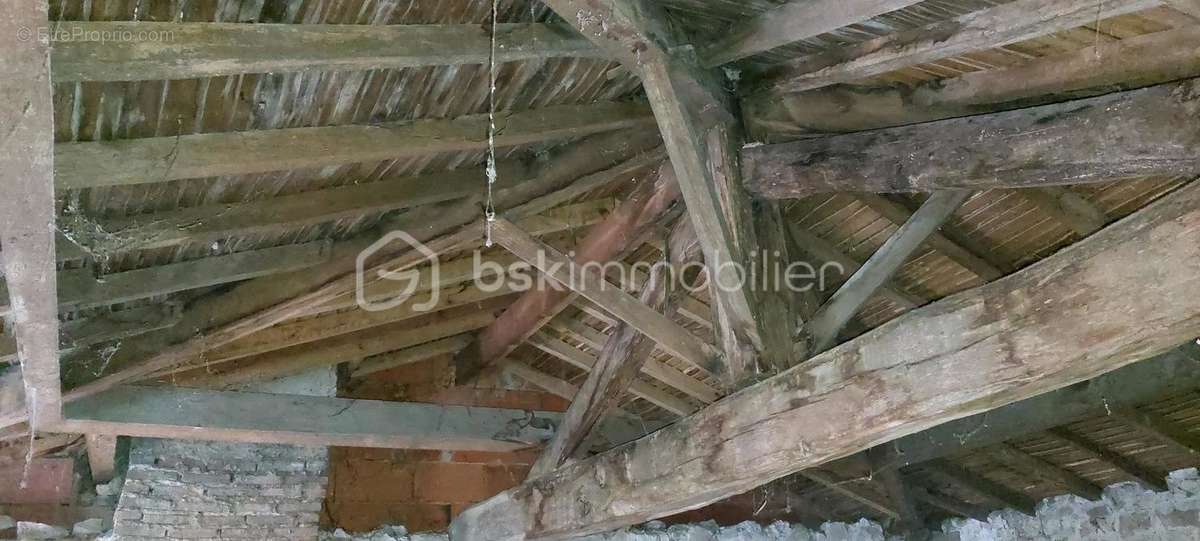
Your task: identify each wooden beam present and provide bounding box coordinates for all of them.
[989,443,1103,500]
[856,195,1006,282]
[744,78,1200,199]
[531,218,701,477]
[543,0,806,381]
[786,225,923,309]
[37,242,329,313]
[808,190,970,352]
[51,22,601,82]
[55,102,655,190]
[1166,0,1200,18]
[866,449,923,530]
[84,434,118,483]
[450,178,1200,541]
[453,165,681,383]
[744,25,1200,141]
[909,484,990,522]
[926,460,1037,516]
[0,1,63,428]
[759,0,1159,94]
[1045,427,1167,491]
[799,469,900,521]
[84,163,529,253]
[528,333,694,416]
[351,336,473,380]
[58,385,571,452]
[699,0,924,67]
[491,218,719,378]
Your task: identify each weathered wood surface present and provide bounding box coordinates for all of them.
[744,78,1200,199]
[808,190,970,351]
[759,0,1158,94]
[55,102,655,189]
[51,22,601,82]
[0,2,63,427]
[451,179,1200,541]
[454,164,680,383]
[1045,427,1168,491]
[530,219,701,477]
[0,304,181,364]
[87,163,528,253]
[699,0,923,67]
[84,434,118,483]
[491,218,719,377]
[57,385,615,452]
[744,26,1200,139]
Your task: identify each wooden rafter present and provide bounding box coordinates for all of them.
[51,22,601,82]
[55,102,655,189]
[451,179,1200,541]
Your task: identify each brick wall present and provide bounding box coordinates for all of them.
[112,439,328,540]
[327,355,569,533]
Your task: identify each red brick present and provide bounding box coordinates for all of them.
[327,501,450,533]
[0,458,74,504]
[332,461,413,503]
[414,463,493,503]
[449,448,539,465]
[483,464,530,495]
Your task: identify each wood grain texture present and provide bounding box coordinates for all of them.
[451,179,1200,541]
[744,79,1200,199]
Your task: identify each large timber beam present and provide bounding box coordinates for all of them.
[55,102,655,190]
[758,0,1159,94]
[743,78,1200,199]
[450,179,1200,541]
[543,0,807,384]
[744,26,1200,139]
[0,3,62,428]
[51,22,601,82]
[698,0,924,67]
[54,385,638,453]
[453,164,681,383]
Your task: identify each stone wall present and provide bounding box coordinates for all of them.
[111,438,328,540]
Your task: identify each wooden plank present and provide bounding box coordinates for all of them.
[1166,0,1200,18]
[450,179,1200,541]
[0,1,63,428]
[1,304,182,364]
[87,163,529,253]
[699,0,924,67]
[351,336,473,379]
[528,333,694,416]
[59,385,568,452]
[55,102,656,189]
[909,484,990,521]
[989,443,1103,500]
[760,0,1159,93]
[531,219,701,477]
[744,25,1200,140]
[51,22,601,82]
[454,166,681,383]
[84,434,118,483]
[744,78,1200,199]
[808,190,970,352]
[492,218,720,378]
[857,195,1006,281]
[54,242,331,312]
[799,469,900,521]
[1045,427,1168,491]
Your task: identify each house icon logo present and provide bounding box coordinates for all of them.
[356,231,441,313]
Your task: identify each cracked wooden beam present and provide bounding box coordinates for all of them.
[450,177,1200,541]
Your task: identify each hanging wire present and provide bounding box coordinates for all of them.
[483,0,500,247]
